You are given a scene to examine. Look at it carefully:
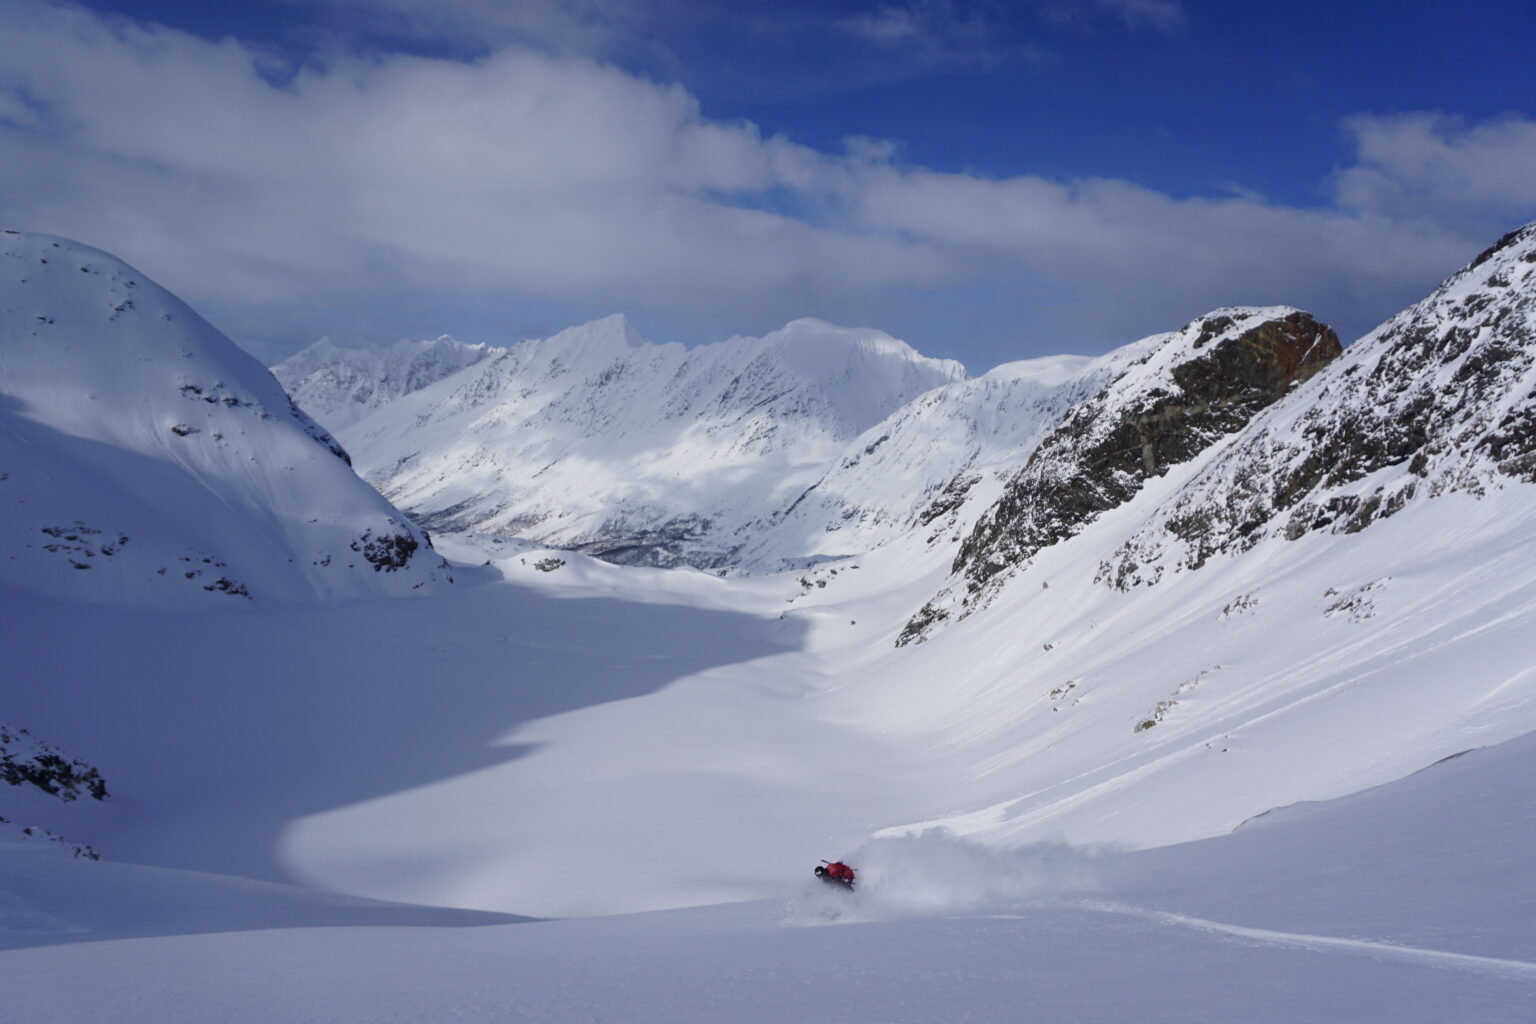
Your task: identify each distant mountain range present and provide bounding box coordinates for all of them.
[276,314,967,568]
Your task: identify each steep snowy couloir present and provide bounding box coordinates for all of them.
[0,230,452,605]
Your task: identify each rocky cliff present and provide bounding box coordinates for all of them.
[900,307,1341,643]
[1098,223,1536,588]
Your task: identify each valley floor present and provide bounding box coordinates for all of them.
[5,523,1536,1021]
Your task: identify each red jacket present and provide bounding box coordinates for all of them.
[825,861,855,882]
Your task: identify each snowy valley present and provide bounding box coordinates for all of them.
[6,223,1536,1022]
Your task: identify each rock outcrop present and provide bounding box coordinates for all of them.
[1098,223,1536,588]
[900,307,1340,643]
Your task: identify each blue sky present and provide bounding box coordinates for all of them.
[3,0,1535,370]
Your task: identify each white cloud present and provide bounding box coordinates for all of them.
[837,1,1014,70]
[291,0,640,55]
[1,2,1533,363]
[1335,113,1536,221]
[1095,0,1183,30]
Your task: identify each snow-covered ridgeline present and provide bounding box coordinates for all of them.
[1099,223,1536,588]
[324,315,966,567]
[900,307,1341,641]
[732,353,1104,568]
[0,230,452,605]
[273,334,492,431]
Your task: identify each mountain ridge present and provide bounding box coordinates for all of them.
[298,313,966,567]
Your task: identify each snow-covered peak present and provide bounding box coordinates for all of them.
[979,353,1096,387]
[274,332,492,431]
[0,229,452,605]
[733,350,1113,568]
[523,313,651,361]
[755,317,956,369]
[1099,221,1536,587]
[900,306,1342,641]
[332,315,963,566]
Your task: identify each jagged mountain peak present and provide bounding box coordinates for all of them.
[899,305,1342,642]
[316,312,965,567]
[1099,219,1536,588]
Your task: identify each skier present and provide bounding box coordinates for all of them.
[814,859,856,889]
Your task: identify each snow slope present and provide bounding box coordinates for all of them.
[732,353,1101,568]
[4,729,1534,1022]
[0,230,451,605]
[319,315,964,566]
[5,225,1536,1021]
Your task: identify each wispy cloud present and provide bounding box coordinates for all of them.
[1040,0,1184,33]
[836,1,1026,71]
[1,3,1531,363]
[1095,0,1183,30]
[289,0,642,55]
[1334,112,1536,220]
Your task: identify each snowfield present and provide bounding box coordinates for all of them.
[6,475,1536,1020]
[5,225,1536,1021]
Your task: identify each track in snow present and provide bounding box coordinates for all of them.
[1081,900,1536,981]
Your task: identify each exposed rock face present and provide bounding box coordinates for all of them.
[899,307,1340,644]
[0,724,107,803]
[1098,223,1536,589]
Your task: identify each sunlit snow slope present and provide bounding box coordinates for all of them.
[6,225,1536,1023]
[270,226,1536,916]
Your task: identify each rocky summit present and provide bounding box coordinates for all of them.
[1099,223,1536,589]
[899,306,1341,643]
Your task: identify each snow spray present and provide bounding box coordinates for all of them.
[783,829,1111,925]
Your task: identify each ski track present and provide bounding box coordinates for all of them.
[1080,900,1536,981]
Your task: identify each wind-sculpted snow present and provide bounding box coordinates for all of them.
[273,334,491,431]
[1099,222,1536,589]
[901,307,1340,642]
[329,315,965,567]
[0,230,452,604]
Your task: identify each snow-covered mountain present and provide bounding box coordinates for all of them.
[316,314,965,567]
[0,230,452,605]
[7,224,1536,1022]
[1099,224,1536,588]
[730,353,1102,568]
[902,306,1341,640]
[272,334,491,431]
